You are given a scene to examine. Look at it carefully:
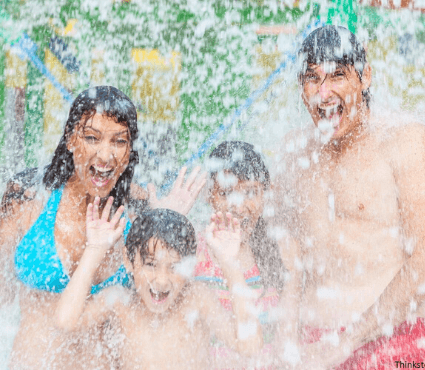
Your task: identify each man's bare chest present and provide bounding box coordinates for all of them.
[293,153,399,227]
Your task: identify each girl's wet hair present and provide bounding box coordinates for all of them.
[298,25,371,108]
[126,209,197,265]
[209,141,270,190]
[209,141,286,293]
[43,86,139,209]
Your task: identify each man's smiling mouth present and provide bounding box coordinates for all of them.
[318,104,343,122]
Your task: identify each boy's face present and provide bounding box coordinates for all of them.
[132,239,188,314]
[209,174,264,243]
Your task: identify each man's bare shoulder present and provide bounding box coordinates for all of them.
[99,285,134,319]
[371,120,425,162]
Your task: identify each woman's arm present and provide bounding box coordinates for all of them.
[55,196,125,331]
[146,166,207,215]
[0,180,39,306]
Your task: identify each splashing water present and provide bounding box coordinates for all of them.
[1,0,425,368]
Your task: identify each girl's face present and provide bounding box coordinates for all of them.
[209,173,264,243]
[67,113,131,199]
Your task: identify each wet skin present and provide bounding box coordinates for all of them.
[3,114,134,369]
[274,61,425,365]
[301,63,370,141]
[208,176,264,271]
[54,207,263,370]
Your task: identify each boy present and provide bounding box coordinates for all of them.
[55,196,263,370]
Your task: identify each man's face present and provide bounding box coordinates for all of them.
[132,239,188,315]
[301,62,370,140]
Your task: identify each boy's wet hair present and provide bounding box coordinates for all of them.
[208,141,286,293]
[43,86,139,210]
[298,25,371,108]
[208,141,270,190]
[126,209,197,265]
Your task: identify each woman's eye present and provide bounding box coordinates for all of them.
[115,139,128,146]
[84,135,98,143]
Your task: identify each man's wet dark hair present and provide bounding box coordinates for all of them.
[298,25,371,108]
[126,209,197,265]
[208,141,286,293]
[43,86,139,209]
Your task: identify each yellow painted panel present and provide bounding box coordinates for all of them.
[43,49,74,154]
[131,49,181,123]
[90,48,105,86]
[5,49,27,88]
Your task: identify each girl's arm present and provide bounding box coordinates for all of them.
[55,196,125,331]
[198,213,263,356]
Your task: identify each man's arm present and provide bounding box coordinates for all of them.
[275,233,303,365]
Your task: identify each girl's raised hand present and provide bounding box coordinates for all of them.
[206,212,241,263]
[86,196,126,254]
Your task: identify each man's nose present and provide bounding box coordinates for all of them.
[318,77,333,101]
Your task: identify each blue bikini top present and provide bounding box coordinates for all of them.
[14,186,132,295]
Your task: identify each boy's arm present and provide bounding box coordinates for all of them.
[199,212,263,356]
[55,196,125,331]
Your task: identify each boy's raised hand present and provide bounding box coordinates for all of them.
[86,196,126,254]
[206,212,241,263]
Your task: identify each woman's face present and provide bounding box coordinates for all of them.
[67,113,131,199]
[209,172,264,243]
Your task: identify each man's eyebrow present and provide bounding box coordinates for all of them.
[305,66,317,74]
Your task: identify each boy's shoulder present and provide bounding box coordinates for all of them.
[99,285,134,315]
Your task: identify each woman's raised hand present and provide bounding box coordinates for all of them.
[86,196,126,254]
[206,212,241,263]
[147,166,207,216]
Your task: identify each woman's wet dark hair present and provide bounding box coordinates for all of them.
[208,141,285,293]
[126,209,197,265]
[298,25,371,108]
[43,86,139,209]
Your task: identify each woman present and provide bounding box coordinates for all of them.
[0,86,205,369]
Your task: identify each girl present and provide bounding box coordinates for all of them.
[195,141,299,369]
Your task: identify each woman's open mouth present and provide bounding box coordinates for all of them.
[150,289,170,304]
[89,165,115,187]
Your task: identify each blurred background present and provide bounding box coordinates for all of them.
[0,0,424,189]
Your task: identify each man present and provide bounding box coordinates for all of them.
[273,25,425,368]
